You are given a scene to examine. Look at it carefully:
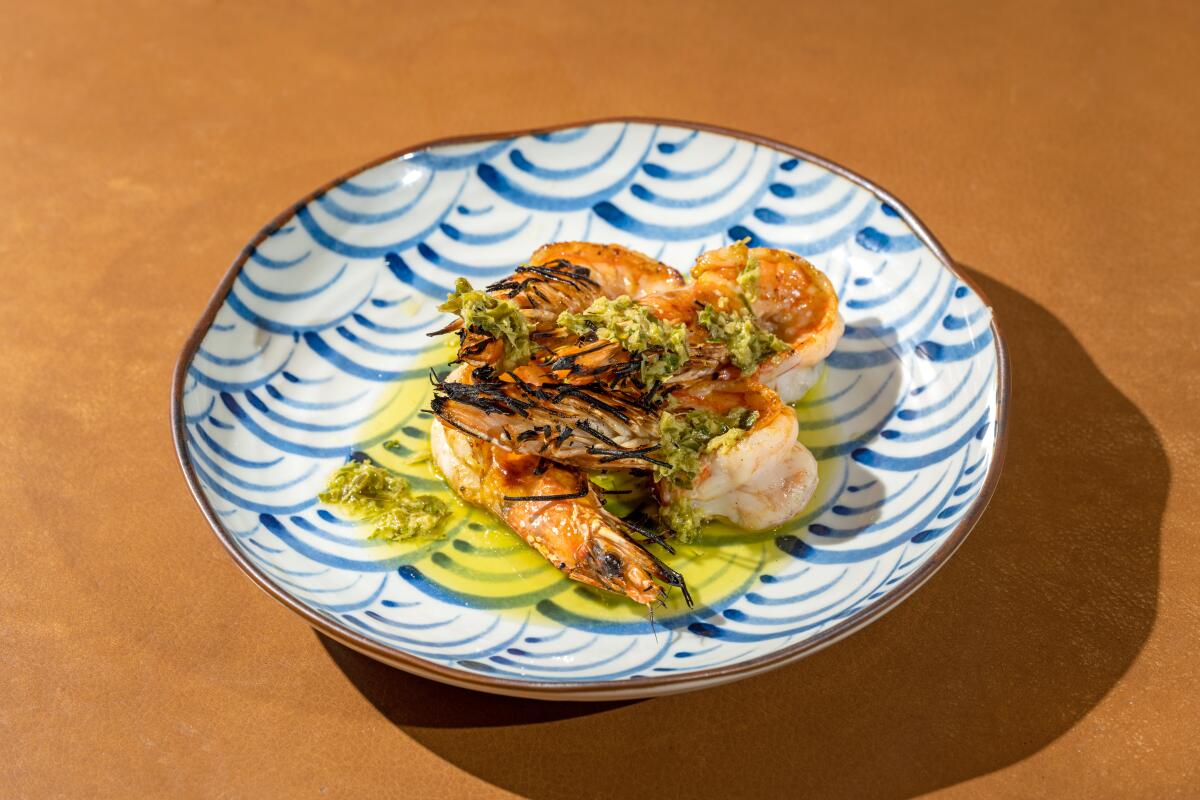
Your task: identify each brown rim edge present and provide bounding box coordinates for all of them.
[170,117,1011,702]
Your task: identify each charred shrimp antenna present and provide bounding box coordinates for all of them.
[502,476,590,503]
[617,514,676,555]
[427,319,463,337]
[635,539,691,608]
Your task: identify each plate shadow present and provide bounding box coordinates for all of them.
[318,266,1165,799]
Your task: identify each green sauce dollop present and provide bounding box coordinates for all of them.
[558,295,690,388]
[698,302,789,373]
[440,277,532,372]
[319,460,449,542]
[653,406,759,487]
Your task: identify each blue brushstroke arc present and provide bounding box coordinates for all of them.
[491,637,639,673]
[592,154,776,241]
[509,125,626,179]
[642,141,738,180]
[630,145,757,208]
[833,474,919,516]
[183,395,215,424]
[224,277,378,336]
[219,392,422,458]
[350,310,439,336]
[943,307,991,331]
[780,450,973,564]
[264,383,368,411]
[730,200,876,256]
[255,565,358,593]
[384,252,457,299]
[769,172,835,198]
[506,636,599,659]
[237,262,348,303]
[796,374,862,408]
[186,430,319,492]
[194,463,316,515]
[656,129,698,153]
[295,175,467,259]
[250,248,311,269]
[827,275,957,370]
[853,411,990,471]
[259,514,433,572]
[342,612,525,661]
[475,132,655,212]
[724,565,879,626]
[753,186,858,226]
[187,346,296,393]
[287,515,382,548]
[317,575,391,613]
[315,170,434,224]
[745,569,848,606]
[844,272,950,344]
[408,139,512,171]
[334,326,432,357]
[917,329,995,362]
[415,243,518,277]
[439,214,531,246]
[845,258,923,311]
[898,362,975,421]
[397,565,572,609]
[797,371,895,430]
[363,608,458,630]
[856,227,923,253]
[337,178,400,197]
[196,338,271,367]
[810,469,947,538]
[688,566,881,640]
[461,634,674,683]
[533,128,589,143]
[882,364,992,443]
[303,331,443,383]
[240,385,400,433]
[193,424,282,468]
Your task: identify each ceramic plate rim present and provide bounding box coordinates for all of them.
[170,117,1011,701]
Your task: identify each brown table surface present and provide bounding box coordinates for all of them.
[5,1,1198,797]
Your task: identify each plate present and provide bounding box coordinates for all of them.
[172,119,1008,700]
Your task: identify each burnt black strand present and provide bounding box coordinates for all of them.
[503,486,590,502]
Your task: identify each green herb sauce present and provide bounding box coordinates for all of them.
[558,295,690,387]
[698,302,789,373]
[653,406,759,487]
[319,460,449,542]
[439,277,531,372]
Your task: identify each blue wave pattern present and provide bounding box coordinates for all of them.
[181,123,1000,684]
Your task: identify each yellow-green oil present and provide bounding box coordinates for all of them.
[344,341,843,623]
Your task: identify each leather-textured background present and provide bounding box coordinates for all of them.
[3,1,1197,797]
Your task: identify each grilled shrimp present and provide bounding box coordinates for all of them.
[693,241,844,402]
[430,417,690,606]
[660,379,819,531]
[632,241,844,402]
[435,242,684,367]
[430,334,729,468]
[529,241,685,298]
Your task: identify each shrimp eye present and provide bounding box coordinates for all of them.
[602,552,623,577]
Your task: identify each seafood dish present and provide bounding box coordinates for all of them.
[320,239,843,612]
